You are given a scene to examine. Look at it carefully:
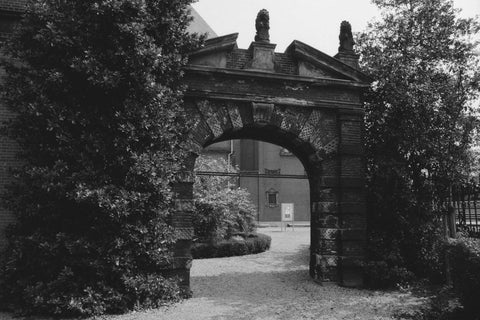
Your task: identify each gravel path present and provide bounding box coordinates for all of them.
[106,227,428,320]
[0,227,429,320]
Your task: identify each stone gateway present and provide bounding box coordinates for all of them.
[0,5,370,292]
[171,10,371,290]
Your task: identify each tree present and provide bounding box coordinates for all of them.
[0,0,202,316]
[193,156,257,241]
[356,0,480,286]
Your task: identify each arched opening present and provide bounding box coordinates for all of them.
[169,99,367,290]
[189,136,312,295]
[174,17,369,295]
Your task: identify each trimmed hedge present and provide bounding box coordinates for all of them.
[447,238,480,318]
[191,233,271,259]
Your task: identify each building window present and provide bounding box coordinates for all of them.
[266,188,279,207]
[280,148,293,156]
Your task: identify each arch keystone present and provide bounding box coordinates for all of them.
[252,102,274,124]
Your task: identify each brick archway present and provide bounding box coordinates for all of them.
[169,32,370,292]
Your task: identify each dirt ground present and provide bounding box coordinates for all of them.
[0,227,430,320]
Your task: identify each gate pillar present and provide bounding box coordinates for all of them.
[167,162,196,296]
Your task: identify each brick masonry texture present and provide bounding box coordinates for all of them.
[226,49,298,75]
[0,0,26,13]
[0,87,19,252]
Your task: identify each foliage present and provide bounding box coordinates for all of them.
[0,0,202,317]
[447,238,480,318]
[193,156,257,241]
[191,233,271,259]
[356,0,480,286]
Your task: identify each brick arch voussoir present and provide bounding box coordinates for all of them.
[279,106,311,137]
[299,109,339,162]
[196,100,233,139]
[185,104,213,155]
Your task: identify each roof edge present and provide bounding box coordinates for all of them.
[286,40,372,83]
[189,33,239,57]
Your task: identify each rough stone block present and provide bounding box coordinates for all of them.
[317,228,340,240]
[317,255,338,267]
[311,201,338,214]
[316,188,337,202]
[315,265,339,282]
[317,214,339,228]
[317,239,339,255]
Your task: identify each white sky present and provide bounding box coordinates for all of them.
[192,0,480,56]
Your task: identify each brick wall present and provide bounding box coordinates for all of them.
[0,68,18,252]
[0,0,26,13]
[0,1,22,252]
[226,48,297,75]
[274,53,297,75]
[226,49,251,69]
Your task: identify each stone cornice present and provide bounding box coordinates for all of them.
[184,64,370,89]
[184,89,365,111]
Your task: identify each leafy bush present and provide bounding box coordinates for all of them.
[193,156,257,241]
[447,238,480,318]
[357,0,480,287]
[0,0,201,317]
[363,260,414,289]
[191,233,271,259]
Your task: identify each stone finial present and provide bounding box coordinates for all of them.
[338,20,355,52]
[255,9,270,43]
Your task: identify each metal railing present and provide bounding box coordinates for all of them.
[446,184,480,238]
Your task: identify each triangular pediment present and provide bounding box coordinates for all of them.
[188,33,238,68]
[286,40,370,83]
[188,35,371,84]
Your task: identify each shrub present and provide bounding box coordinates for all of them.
[191,233,271,259]
[357,0,480,288]
[447,238,480,318]
[363,260,414,289]
[193,156,257,241]
[0,0,201,317]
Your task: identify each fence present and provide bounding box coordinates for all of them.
[446,184,480,238]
